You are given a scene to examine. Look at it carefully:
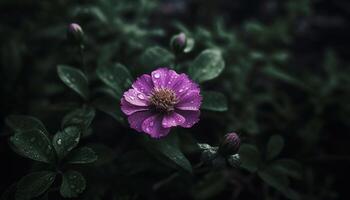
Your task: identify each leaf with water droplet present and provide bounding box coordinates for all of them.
[62,107,95,137]
[65,147,98,164]
[15,171,56,200]
[189,49,225,83]
[202,91,228,112]
[60,170,86,198]
[5,115,48,136]
[57,65,89,100]
[10,129,55,163]
[96,63,133,97]
[53,126,81,160]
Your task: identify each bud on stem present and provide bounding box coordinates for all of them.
[67,23,84,44]
[218,132,241,156]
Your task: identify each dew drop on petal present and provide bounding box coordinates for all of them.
[154,73,160,79]
[137,93,144,99]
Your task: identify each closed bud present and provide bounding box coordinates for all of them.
[67,23,84,44]
[218,132,241,156]
[170,32,187,54]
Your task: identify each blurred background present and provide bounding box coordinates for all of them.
[1,0,350,199]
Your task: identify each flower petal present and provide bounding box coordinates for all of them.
[162,112,185,128]
[176,110,200,128]
[132,74,154,95]
[151,68,170,88]
[170,74,193,97]
[127,111,154,132]
[142,114,170,138]
[123,88,150,106]
[121,98,149,115]
[176,90,202,111]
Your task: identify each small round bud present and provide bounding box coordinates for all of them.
[170,32,187,54]
[67,23,84,43]
[218,132,241,156]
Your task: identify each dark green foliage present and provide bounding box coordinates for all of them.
[1,0,348,199]
[15,171,56,200]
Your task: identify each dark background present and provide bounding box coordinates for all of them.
[1,0,349,199]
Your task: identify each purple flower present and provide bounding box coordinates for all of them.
[121,68,202,138]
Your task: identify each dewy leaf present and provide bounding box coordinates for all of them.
[96,63,133,95]
[201,91,228,112]
[62,107,95,132]
[258,165,300,200]
[6,115,48,135]
[57,65,89,100]
[139,46,175,67]
[60,170,86,198]
[189,49,225,83]
[53,126,81,160]
[15,171,56,200]
[65,147,98,164]
[239,144,262,172]
[10,129,55,163]
[266,135,285,160]
[142,135,192,173]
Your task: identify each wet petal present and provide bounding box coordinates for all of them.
[132,74,154,95]
[176,90,202,111]
[123,88,150,106]
[176,110,200,128]
[151,68,170,88]
[142,114,170,138]
[171,74,193,97]
[127,111,154,132]
[121,98,149,115]
[162,112,185,128]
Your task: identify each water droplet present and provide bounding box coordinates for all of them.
[30,137,36,142]
[137,93,144,99]
[190,100,194,104]
[57,139,62,145]
[179,89,183,93]
[154,73,160,79]
[130,96,135,100]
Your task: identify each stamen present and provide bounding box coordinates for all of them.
[150,88,178,112]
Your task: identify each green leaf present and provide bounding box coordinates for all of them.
[53,126,81,159]
[6,115,48,135]
[57,65,89,100]
[93,96,125,124]
[184,38,195,53]
[62,107,95,132]
[189,49,225,83]
[239,144,262,172]
[142,135,192,173]
[201,91,228,112]
[60,170,86,198]
[65,147,98,164]
[266,135,285,160]
[88,144,115,166]
[258,165,300,200]
[262,66,304,88]
[96,63,133,95]
[15,171,56,200]
[139,46,175,67]
[272,159,303,179]
[10,130,55,163]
